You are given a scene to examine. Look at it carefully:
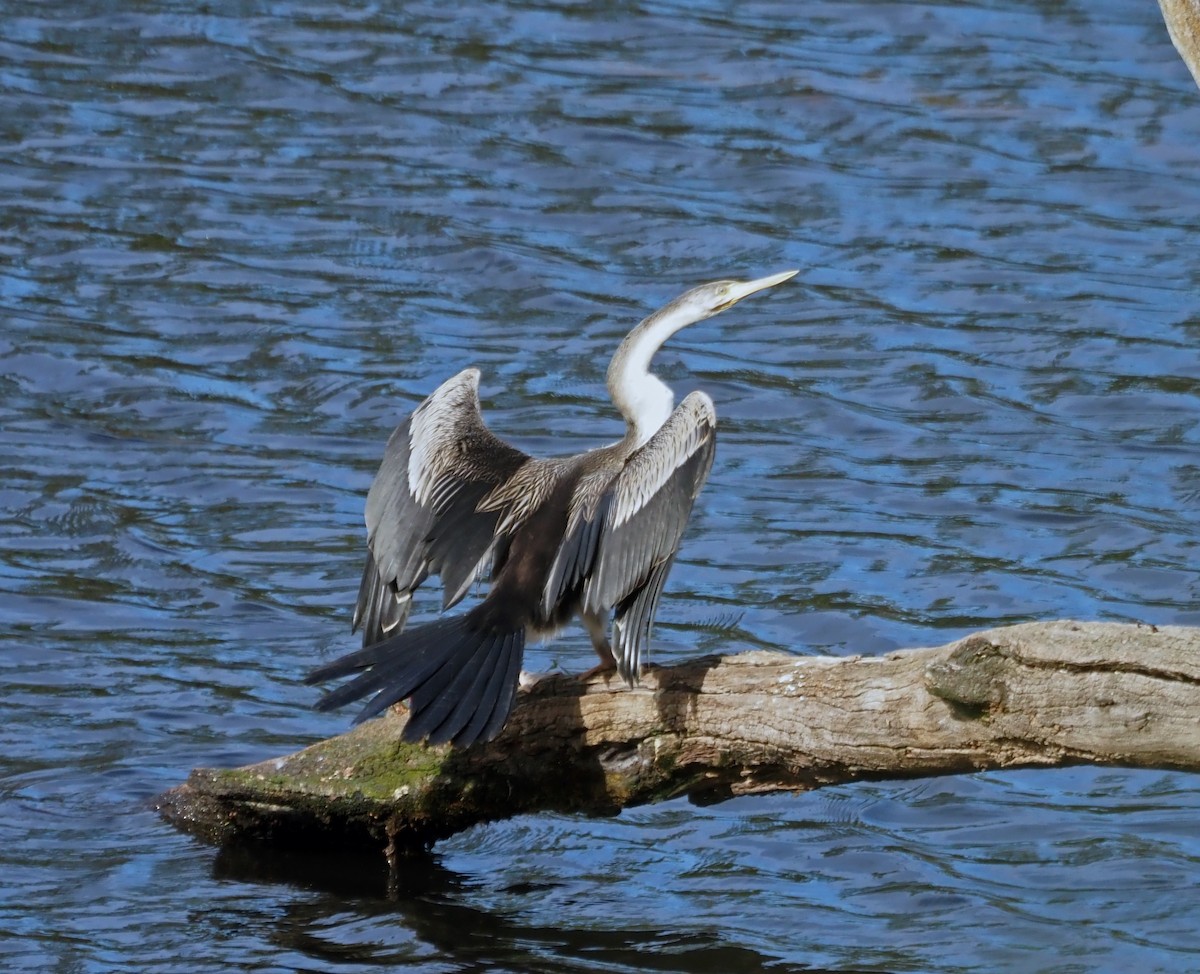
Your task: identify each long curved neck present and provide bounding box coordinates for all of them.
[606,300,701,448]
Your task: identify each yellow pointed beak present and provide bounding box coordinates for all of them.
[726,269,800,305]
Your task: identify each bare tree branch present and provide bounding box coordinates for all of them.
[157,621,1200,855]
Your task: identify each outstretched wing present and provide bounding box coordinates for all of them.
[354,368,530,647]
[581,391,717,682]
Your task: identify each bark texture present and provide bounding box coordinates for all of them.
[1160,0,1200,89]
[157,621,1200,853]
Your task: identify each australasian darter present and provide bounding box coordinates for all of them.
[306,270,798,746]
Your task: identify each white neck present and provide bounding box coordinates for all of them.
[606,300,700,448]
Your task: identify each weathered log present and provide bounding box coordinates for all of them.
[157,620,1200,855]
[1159,0,1200,89]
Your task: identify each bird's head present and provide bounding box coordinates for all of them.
[663,269,800,325]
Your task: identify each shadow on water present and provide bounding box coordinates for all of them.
[213,843,880,974]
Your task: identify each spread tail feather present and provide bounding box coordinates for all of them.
[305,615,526,747]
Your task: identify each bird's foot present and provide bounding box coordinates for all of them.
[579,660,618,683]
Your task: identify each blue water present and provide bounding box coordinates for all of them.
[2,1,1199,971]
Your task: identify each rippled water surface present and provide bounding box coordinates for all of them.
[2,1,1199,971]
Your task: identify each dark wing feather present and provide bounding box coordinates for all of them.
[540,472,613,617]
[354,368,529,647]
[611,554,676,681]
[582,391,717,682]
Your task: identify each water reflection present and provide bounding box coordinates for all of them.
[215,843,867,974]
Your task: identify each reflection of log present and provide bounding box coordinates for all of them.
[1160,0,1200,89]
[157,621,1200,855]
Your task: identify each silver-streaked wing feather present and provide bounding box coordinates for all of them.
[354,368,530,647]
[539,464,614,618]
[583,390,717,681]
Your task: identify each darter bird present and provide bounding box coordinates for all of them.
[306,270,798,746]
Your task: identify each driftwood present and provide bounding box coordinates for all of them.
[1160,0,1200,89]
[158,620,1200,855]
